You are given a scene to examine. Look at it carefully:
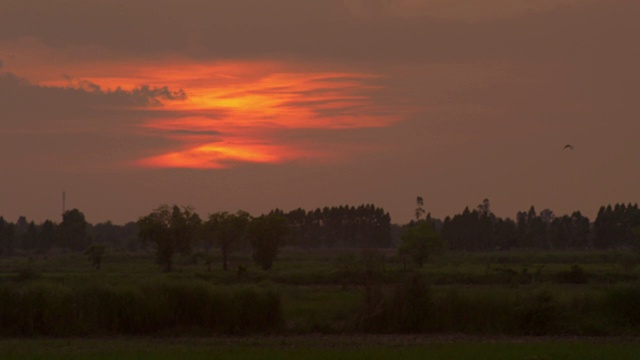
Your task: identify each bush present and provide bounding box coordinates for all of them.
[432,287,515,334]
[357,273,433,333]
[388,273,433,332]
[605,285,640,329]
[513,290,563,335]
[556,264,589,284]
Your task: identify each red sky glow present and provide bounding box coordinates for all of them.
[1,0,638,225]
[4,56,404,169]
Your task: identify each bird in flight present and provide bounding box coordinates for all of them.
[563,144,574,150]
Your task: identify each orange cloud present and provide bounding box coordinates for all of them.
[2,52,406,169]
[131,62,404,168]
[137,141,305,169]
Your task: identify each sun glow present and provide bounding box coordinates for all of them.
[2,51,406,169]
[138,142,296,169]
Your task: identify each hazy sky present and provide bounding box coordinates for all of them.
[1,0,638,224]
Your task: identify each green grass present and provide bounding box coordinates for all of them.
[1,249,640,336]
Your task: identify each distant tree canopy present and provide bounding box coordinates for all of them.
[272,204,392,248]
[593,204,640,248]
[2,201,640,259]
[440,200,594,251]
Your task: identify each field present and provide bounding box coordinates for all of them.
[1,247,639,357]
[1,336,640,359]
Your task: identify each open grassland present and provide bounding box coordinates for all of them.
[1,336,640,360]
[0,248,639,336]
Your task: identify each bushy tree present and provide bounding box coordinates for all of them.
[205,210,251,271]
[399,221,443,268]
[247,215,289,270]
[60,209,89,251]
[138,205,201,272]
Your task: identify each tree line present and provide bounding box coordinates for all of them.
[1,200,639,270]
[270,204,392,248]
[436,200,640,251]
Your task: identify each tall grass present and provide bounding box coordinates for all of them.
[0,280,283,336]
[2,250,640,336]
[2,339,640,360]
[355,273,640,335]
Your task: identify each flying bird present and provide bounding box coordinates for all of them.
[563,144,574,150]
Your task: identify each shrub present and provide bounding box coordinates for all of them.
[605,285,640,329]
[388,273,433,332]
[513,290,563,335]
[357,273,433,333]
[556,264,589,284]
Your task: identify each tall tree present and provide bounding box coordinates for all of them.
[39,220,57,252]
[0,217,8,255]
[415,196,425,221]
[138,205,201,272]
[247,215,289,271]
[59,209,89,251]
[399,220,443,268]
[205,210,251,271]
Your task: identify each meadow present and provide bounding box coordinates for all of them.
[0,247,639,357]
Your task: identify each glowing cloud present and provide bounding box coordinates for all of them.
[137,141,299,169]
[1,52,406,169]
[129,61,404,168]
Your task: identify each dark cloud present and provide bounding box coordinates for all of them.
[0,0,348,55]
[0,72,186,175]
[0,73,187,130]
[1,1,638,63]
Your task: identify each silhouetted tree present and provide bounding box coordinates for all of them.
[494,218,517,250]
[277,204,391,248]
[205,210,251,271]
[415,196,425,221]
[59,209,89,251]
[36,220,55,252]
[138,205,201,272]
[399,220,443,268]
[248,215,289,270]
[21,221,38,251]
[0,217,11,255]
[594,204,640,248]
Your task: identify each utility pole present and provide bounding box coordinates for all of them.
[62,191,66,220]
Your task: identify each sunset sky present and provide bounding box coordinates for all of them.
[1,0,638,224]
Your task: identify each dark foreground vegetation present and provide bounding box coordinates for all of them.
[2,336,640,360]
[0,279,282,336]
[0,200,639,338]
[1,249,640,337]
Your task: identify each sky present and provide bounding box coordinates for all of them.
[1,0,638,225]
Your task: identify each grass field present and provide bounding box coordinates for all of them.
[0,248,639,337]
[1,336,639,360]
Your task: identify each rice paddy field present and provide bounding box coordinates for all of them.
[1,248,639,357]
